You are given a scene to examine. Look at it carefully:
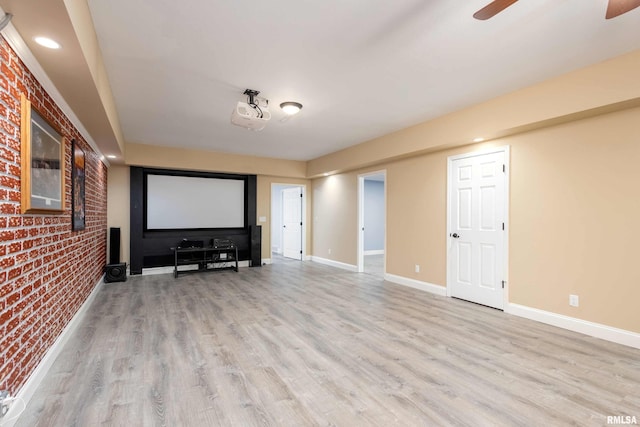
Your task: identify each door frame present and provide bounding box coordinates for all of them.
[271,183,307,261]
[446,146,510,308]
[357,170,387,273]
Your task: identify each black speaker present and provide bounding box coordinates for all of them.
[104,263,127,283]
[109,227,121,265]
[250,225,262,267]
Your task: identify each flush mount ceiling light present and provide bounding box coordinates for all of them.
[34,36,61,49]
[473,137,485,142]
[280,102,303,115]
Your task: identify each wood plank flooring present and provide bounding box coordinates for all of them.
[14,261,640,426]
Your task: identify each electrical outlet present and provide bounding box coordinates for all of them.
[569,294,579,307]
[415,264,420,273]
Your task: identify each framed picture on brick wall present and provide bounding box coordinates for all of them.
[71,139,86,231]
[20,94,66,214]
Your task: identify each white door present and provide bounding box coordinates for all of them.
[282,187,302,260]
[448,148,508,309]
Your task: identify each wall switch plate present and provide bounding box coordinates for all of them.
[569,294,579,307]
[259,216,267,223]
[328,248,331,255]
[415,264,420,273]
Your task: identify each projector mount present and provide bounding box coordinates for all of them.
[243,89,268,118]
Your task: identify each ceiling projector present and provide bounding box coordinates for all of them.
[231,101,271,131]
[231,89,271,131]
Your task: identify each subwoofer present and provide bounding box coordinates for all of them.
[104,263,127,283]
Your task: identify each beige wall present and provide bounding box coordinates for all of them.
[312,174,358,265]
[310,106,640,333]
[125,142,307,178]
[106,164,130,264]
[307,49,640,177]
[508,107,640,332]
[257,176,312,260]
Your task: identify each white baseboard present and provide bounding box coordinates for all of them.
[364,250,384,256]
[384,273,447,296]
[304,255,312,261]
[507,303,640,350]
[143,266,180,275]
[3,277,105,427]
[310,256,358,272]
[262,258,272,265]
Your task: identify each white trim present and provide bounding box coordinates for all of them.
[384,273,447,296]
[364,250,384,256]
[0,10,107,166]
[507,303,640,350]
[262,258,272,265]
[446,145,510,309]
[270,183,307,261]
[310,256,358,272]
[3,278,105,427]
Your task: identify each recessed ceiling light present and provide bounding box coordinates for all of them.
[323,173,329,176]
[107,155,117,159]
[34,36,61,49]
[280,102,303,115]
[473,137,485,142]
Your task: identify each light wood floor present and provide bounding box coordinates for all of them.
[15,261,640,426]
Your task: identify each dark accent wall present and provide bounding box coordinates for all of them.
[129,167,259,274]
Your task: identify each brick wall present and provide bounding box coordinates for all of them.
[0,37,107,394]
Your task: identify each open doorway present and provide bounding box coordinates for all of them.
[271,184,306,263]
[358,171,386,276]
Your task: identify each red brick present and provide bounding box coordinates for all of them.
[8,267,21,280]
[9,58,24,79]
[0,306,11,324]
[8,190,20,202]
[8,164,20,177]
[0,230,14,241]
[1,203,17,214]
[0,62,15,84]
[0,175,19,189]
[0,256,14,268]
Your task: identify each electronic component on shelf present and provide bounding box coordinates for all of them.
[213,238,234,249]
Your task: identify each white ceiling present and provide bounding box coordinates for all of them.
[45,1,640,160]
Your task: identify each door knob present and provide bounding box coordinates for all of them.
[450,233,460,238]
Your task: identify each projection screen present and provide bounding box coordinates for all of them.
[146,174,245,229]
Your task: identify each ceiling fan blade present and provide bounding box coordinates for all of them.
[605,0,640,18]
[473,0,519,20]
